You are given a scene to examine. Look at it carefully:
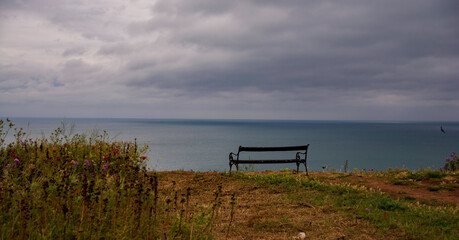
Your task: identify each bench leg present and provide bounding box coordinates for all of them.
[229,162,232,175]
[296,162,300,173]
[304,162,309,176]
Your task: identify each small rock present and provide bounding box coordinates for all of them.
[298,232,306,239]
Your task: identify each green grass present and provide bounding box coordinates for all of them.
[381,167,447,181]
[233,172,459,240]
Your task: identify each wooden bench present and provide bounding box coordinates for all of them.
[229,145,309,175]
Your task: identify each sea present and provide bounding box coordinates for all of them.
[3,117,458,172]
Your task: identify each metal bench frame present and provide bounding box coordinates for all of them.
[229,145,309,175]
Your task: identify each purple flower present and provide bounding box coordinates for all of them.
[103,164,109,169]
[6,164,11,168]
[85,159,90,166]
[14,158,20,163]
[365,208,371,214]
[72,161,78,166]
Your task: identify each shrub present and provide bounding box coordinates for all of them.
[442,152,458,171]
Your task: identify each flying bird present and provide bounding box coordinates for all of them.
[440,126,446,134]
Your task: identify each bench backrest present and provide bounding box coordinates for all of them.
[238,145,309,153]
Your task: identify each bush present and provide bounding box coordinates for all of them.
[442,152,458,171]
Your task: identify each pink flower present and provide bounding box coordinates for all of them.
[14,158,20,162]
[85,159,90,166]
[103,164,109,169]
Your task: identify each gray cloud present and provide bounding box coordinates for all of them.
[0,0,458,120]
[62,47,87,57]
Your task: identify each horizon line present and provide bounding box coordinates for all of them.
[2,116,458,123]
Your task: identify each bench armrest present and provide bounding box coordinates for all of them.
[296,151,307,159]
[229,152,238,161]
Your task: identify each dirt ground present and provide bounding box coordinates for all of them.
[153,171,459,240]
[311,172,459,204]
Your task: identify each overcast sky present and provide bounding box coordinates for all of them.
[1,0,458,121]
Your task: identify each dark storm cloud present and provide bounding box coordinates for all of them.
[126,0,459,99]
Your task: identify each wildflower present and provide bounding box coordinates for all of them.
[384,213,388,217]
[72,161,78,165]
[103,164,109,169]
[141,156,146,160]
[85,159,90,166]
[365,208,371,213]
[52,149,56,153]
[14,158,20,163]
[12,153,16,157]
[6,164,11,168]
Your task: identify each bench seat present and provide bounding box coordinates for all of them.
[236,159,303,164]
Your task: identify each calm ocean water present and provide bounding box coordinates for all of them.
[4,117,459,172]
